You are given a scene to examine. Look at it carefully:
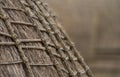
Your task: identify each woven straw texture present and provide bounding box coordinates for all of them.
[0,0,93,77]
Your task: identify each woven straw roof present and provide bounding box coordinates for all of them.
[0,0,93,77]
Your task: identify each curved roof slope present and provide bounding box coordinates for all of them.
[0,0,93,77]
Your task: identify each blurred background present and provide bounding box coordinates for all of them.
[45,0,120,77]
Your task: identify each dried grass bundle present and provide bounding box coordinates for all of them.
[0,0,93,77]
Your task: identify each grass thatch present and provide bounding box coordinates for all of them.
[0,0,93,77]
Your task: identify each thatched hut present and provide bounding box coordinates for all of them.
[0,0,93,77]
